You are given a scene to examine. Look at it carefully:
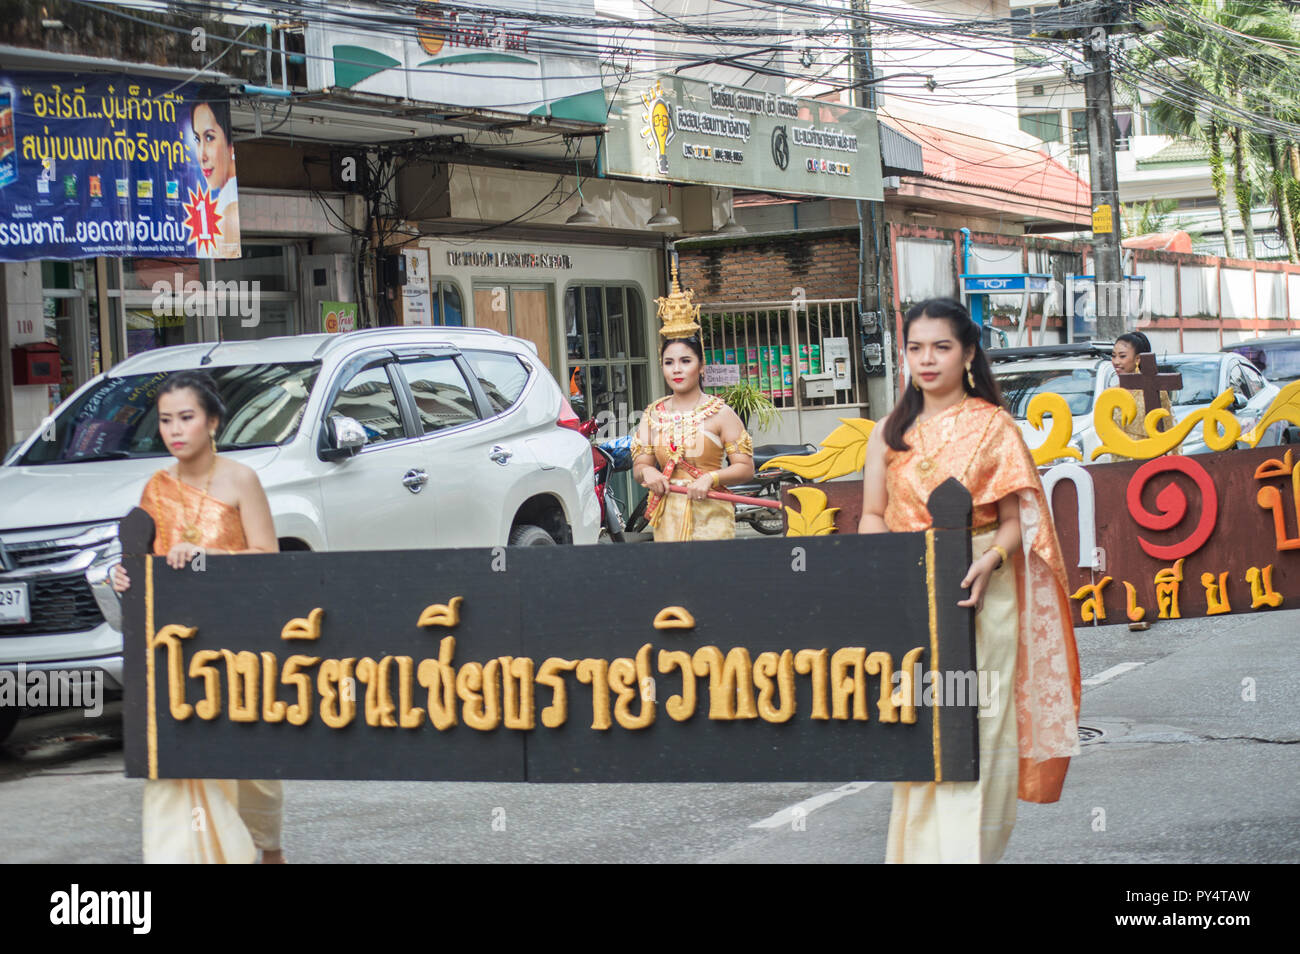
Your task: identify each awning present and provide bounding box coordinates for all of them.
[881,116,1092,228]
[880,122,925,178]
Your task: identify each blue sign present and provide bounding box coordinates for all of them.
[0,72,241,262]
[959,273,1053,294]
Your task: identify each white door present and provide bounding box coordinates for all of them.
[395,354,528,548]
[317,360,437,551]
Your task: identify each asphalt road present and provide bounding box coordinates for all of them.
[1,606,1295,863]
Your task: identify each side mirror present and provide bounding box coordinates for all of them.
[321,415,367,461]
[1231,390,1248,411]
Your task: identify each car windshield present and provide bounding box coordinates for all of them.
[1162,358,1221,405]
[15,362,320,465]
[994,366,1099,419]
[1228,341,1300,382]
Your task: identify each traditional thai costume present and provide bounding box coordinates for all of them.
[138,470,282,864]
[632,395,753,541]
[1110,388,1176,461]
[881,397,1081,863]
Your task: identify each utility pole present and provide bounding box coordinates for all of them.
[1081,4,1126,341]
[850,0,895,414]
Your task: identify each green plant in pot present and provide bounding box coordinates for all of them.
[721,381,778,432]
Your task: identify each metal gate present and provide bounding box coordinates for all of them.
[696,298,866,414]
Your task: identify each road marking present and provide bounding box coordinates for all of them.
[749,781,875,829]
[1083,662,1145,687]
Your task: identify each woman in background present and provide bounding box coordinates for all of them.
[1110,331,1176,458]
[112,371,282,863]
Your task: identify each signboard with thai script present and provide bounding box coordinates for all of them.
[0,72,240,261]
[120,482,980,783]
[304,0,606,123]
[604,75,883,200]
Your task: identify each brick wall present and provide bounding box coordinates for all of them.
[677,231,860,304]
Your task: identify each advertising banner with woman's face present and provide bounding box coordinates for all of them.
[0,73,241,261]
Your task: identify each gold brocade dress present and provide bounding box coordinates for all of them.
[634,396,753,542]
[1110,388,1176,461]
[881,399,1081,864]
[139,470,282,864]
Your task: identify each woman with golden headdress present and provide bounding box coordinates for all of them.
[859,298,1081,864]
[111,370,283,863]
[631,268,755,540]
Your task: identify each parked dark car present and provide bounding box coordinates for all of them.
[1222,336,1300,386]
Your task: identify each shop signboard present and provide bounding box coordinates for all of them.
[0,72,241,261]
[604,76,883,200]
[304,0,607,123]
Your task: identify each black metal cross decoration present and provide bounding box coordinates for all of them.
[1118,352,1182,432]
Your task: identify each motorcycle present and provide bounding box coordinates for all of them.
[578,420,631,542]
[623,442,814,536]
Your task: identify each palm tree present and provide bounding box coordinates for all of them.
[1133,0,1300,260]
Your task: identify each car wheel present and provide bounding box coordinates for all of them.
[508,524,555,546]
[0,706,19,745]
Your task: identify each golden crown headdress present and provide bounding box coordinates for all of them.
[656,262,702,340]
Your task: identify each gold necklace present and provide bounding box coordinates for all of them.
[913,396,968,475]
[179,454,218,544]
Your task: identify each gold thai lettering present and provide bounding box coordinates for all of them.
[1070,576,1113,622]
[417,596,463,628]
[890,647,925,724]
[657,650,696,721]
[1123,582,1146,623]
[317,657,357,729]
[752,650,796,723]
[188,649,222,720]
[416,636,458,730]
[151,624,196,720]
[830,647,869,721]
[1200,571,1232,616]
[499,656,535,730]
[395,656,425,729]
[456,660,502,731]
[864,651,896,723]
[1245,565,1284,609]
[219,649,259,723]
[280,607,323,641]
[652,606,696,629]
[355,656,398,728]
[609,644,656,730]
[575,659,612,730]
[692,646,757,721]
[536,658,578,728]
[794,648,830,720]
[281,655,319,726]
[261,651,285,722]
[1155,558,1186,619]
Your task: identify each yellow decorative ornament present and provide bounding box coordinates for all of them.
[1242,379,1300,447]
[761,418,875,482]
[784,487,840,536]
[1026,392,1083,466]
[655,262,702,340]
[1091,387,1240,460]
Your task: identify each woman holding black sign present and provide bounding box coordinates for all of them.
[858,298,1080,864]
[111,370,283,863]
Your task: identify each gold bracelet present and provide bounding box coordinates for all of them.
[987,544,1008,569]
[711,471,722,488]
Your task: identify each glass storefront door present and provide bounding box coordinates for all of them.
[472,283,555,372]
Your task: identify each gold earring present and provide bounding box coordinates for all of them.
[965,362,975,390]
[210,433,217,453]
[912,378,921,391]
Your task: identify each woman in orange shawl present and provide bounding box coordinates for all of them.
[859,299,1081,864]
[112,370,282,863]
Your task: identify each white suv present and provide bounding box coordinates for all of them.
[0,327,600,738]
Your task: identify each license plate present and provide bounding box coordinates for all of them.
[0,582,30,625]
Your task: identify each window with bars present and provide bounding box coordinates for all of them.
[697,300,865,411]
[564,284,651,423]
